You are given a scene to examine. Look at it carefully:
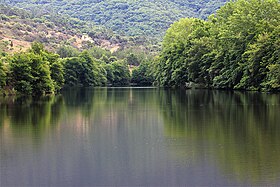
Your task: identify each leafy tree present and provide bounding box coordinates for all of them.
[0,59,6,89]
[157,18,209,87]
[63,57,83,87]
[63,51,107,87]
[87,46,111,60]
[98,65,108,86]
[103,63,115,85]
[79,51,99,86]
[57,45,79,58]
[30,42,44,54]
[10,53,34,95]
[10,52,54,95]
[264,64,280,91]
[110,61,131,86]
[127,53,140,66]
[50,60,64,91]
[131,61,154,86]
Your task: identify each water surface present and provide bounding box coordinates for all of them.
[1,88,280,186]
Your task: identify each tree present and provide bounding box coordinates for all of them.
[157,18,209,87]
[63,51,107,87]
[103,63,115,85]
[0,59,6,89]
[50,60,64,91]
[30,42,44,54]
[210,0,280,90]
[131,61,154,86]
[110,61,131,86]
[10,52,54,95]
[57,45,79,58]
[63,57,83,87]
[127,53,140,66]
[79,51,99,86]
[264,64,280,91]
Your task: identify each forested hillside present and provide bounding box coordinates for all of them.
[4,0,228,37]
[0,5,160,54]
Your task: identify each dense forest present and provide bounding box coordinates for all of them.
[4,0,228,37]
[155,0,280,91]
[0,0,280,95]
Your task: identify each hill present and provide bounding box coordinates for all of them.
[0,5,159,54]
[4,0,228,37]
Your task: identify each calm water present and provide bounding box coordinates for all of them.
[1,88,280,186]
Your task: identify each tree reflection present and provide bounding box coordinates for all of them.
[0,94,65,146]
[159,90,280,184]
[1,89,279,185]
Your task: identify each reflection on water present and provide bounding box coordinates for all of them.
[1,88,280,186]
[159,90,280,185]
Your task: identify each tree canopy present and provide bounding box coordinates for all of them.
[155,0,280,91]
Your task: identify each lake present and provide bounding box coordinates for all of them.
[1,88,280,186]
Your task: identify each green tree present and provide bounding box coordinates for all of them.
[50,60,65,91]
[30,42,44,55]
[103,63,115,85]
[10,52,54,95]
[127,53,140,66]
[131,61,154,86]
[0,59,6,89]
[157,18,209,87]
[88,46,111,60]
[63,57,83,87]
[57,45,79,58]
[210,0,280,90]
[264,64,280,91]
[35,44,65,91]
[63,51,107,87]
[111,61,131,86]
[79,51,99,86]
[10,53,34,94]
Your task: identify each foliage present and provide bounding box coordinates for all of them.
[156,0,280,91]
[103,61,131,86]
[156,18,211,87]
[87,46,111,60]
[6,0,228,38]
[63,57,83,87]
[50,60,64,91]
[0,59,6,88]
[56,45,79,58]
[10,52,54,95]
[131,61,155,86]
[1,41,148,95]
[63,51,107,87]
[103,63,115,85]
[110,61,131,86]
[7,42,66,95]
[126,53,140,66]
[0,4,156,54]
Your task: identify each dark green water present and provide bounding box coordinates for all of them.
[1,88,280,186]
